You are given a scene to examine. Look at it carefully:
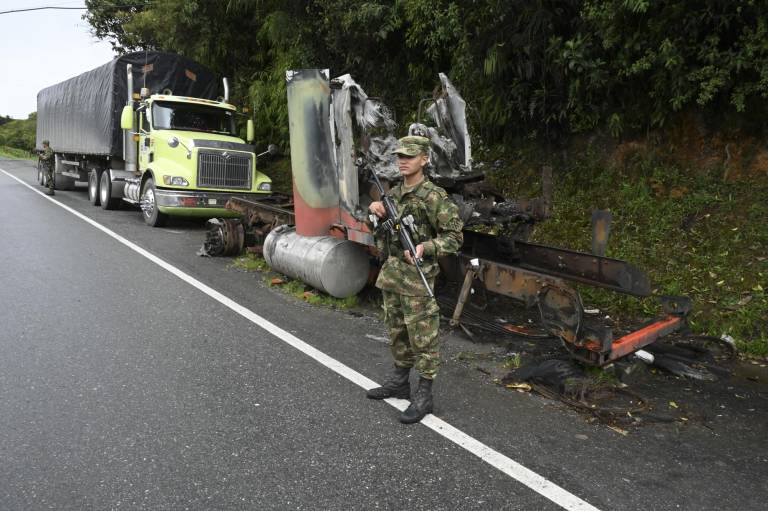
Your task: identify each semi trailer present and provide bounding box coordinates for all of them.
[36,51,272,226]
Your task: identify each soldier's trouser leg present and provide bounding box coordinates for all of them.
[403,294,441,379]
[382,291,414,369]
[45,167,54,190]
[383,291,441,379]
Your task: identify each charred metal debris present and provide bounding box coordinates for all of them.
[199,68,695,371]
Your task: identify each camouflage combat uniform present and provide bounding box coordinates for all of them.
[39,143,54,192]
[374,179,463,379]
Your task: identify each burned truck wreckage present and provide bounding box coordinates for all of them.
[200,69,691,368]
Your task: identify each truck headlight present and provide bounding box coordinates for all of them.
[163,175,189,186]
[257,182,271,191]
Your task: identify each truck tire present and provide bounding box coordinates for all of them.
[88,169,101,206]
[55,174,76,191]
[99,171,119,210]
[37,162,44,185]
[53,154,75,190]
[141,177,167,227]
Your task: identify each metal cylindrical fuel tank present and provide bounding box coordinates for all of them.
[263,225,370,298]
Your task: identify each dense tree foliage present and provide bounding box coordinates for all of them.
[83,0,768,146]
[572,0,768,136]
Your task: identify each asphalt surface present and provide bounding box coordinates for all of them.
[0,157,766,510]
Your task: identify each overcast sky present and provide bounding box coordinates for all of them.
[0,0,116,119]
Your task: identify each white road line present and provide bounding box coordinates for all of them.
[1,166,601,511]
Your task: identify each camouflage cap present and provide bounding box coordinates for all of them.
[42,140,50,145]
[393,135,430,156]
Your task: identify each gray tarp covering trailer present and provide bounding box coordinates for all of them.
[36,51,219,155]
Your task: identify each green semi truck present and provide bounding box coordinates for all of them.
[36,51,272,226]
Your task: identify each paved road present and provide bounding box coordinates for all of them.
[0,158,766,510]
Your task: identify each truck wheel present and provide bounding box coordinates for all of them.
[99,171,119,210]
[37,162,44,185]
[88,169,101,206]
[141,177,167,227]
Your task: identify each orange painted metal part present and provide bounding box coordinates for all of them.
[292,182,340,237]
[607,315,684,361]
[339,209,369,234]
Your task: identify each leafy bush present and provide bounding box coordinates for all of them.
[0,114,36,152]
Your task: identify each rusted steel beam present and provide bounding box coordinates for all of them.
[226,196,295,227]
[461,230,650,296]
[564,315,686,366]
[606,315,685,361]
[515,240,651,296]
[462,255,566,308]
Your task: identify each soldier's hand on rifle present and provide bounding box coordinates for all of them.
[368,201,386,218]
[404,243,425,265]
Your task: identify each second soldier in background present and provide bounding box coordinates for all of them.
[39,140,55,196]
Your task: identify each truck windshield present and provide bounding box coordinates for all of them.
[152,101,236,135]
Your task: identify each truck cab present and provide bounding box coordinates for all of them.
[116,94,272,226]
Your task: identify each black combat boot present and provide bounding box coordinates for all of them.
[399,376,433,424]
[366,365,411,400]
[45,188,55,196]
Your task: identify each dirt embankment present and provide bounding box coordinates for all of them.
[610,111,768,182]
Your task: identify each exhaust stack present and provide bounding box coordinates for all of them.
[124,63,137,173]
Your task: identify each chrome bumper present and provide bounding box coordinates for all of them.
[154,189,265,209]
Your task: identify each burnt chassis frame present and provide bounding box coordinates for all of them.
[208,193,691,367]
[444,249,691,367]
[204,68,691,367]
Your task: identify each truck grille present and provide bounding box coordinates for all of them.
[198,150,252,189]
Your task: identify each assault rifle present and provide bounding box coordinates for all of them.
[366,164,435,298]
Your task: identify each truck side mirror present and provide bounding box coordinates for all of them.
[246,119,254,144]
[257,143,280,159]
[120,105,134,131]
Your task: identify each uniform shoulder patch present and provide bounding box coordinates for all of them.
[421,181,448,200]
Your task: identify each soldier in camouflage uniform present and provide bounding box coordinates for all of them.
[366,135,463,424]
[39,140,55,196]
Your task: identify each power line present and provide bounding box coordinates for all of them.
[0,4,148,15]
[0,6,85,14]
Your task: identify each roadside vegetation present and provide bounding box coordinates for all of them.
[483,135,767,356]
[0,146,34,159]
[232,252,359,310]
[0,114,36,157]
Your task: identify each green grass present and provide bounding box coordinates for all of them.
[486,148,768,357]
[503,353,522,369]
[584,365,619,385]
[232,252,359,309]
[0,146,34,159]
[232,253,270,272]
